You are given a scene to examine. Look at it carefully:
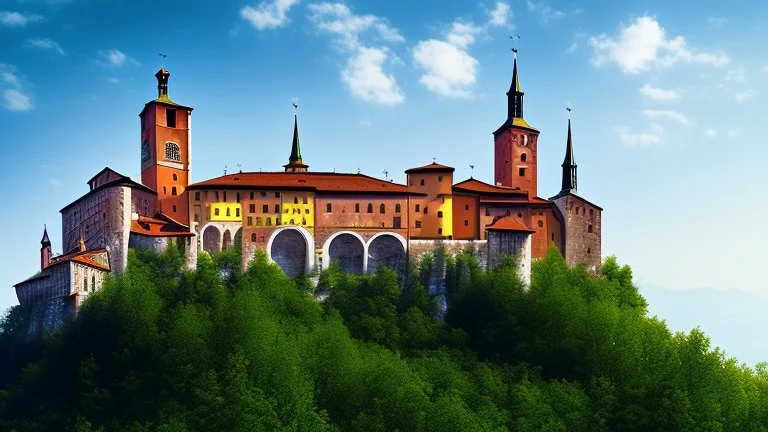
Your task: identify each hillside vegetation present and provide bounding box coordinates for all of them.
[1,246,767,431]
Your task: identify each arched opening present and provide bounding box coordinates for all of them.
[269,229,308,278]
[328,233,364,274]
[222,230,233,250]
[202,225,222,253]
[233,228,242,250]
[367,234,406,275]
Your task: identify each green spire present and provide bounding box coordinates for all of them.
[507,51,525,120]
[284,102,309,172]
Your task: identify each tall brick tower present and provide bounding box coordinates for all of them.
[493,50,540,197]
[139,67,193,224]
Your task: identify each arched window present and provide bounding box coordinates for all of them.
[226,207,231,217]
[420,178,425,186]
[326,203,332,213]
[165,142,181,161]
[173,173,178,181]
[294,196,299,204]
[437,211,443,218]
[521,153,527,162]
[172,186,177,195]
[91,275,96,291]
[395,204,401,213]
[380,204,386,214]
[355,203,360,213]
[251,233,257,242]
[367,203,373,213]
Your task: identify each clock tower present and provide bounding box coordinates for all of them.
[139,67,193,225]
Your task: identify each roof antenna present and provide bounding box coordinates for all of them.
[432,157,436,163]
[383,168,388,179]
[237,163,242,173]
[158,53,167,67]
[223,164,227,175]
[469,164,475,178]
[357,168,361,174]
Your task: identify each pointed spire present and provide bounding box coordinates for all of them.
[284,99,309,172]
[561,111,578,193]
[40,224,51,246]
[155,66,170,98]
[507,49,524,120]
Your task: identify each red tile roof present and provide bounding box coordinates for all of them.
[486,216,535,233]
[130,215,194,237]
[405,162,455,174]
[188,172,421,195]
[453,178,528,196]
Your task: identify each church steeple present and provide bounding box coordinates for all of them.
[561,114,577,193]
[507,49,524,120]
[284,100,308,173]
[40,225,51,270]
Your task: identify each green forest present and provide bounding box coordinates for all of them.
[2,245,767,431]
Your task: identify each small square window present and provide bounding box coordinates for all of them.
[519,167,526,177]
[275,204,280,213]
[588,225,593,233]
[464,219,468,226]
[249,204,256,213]
[438,228,443,235]
[465,204,469,211]
[415,220,422,228]
[194,192,200,201]
[327,203,332,213]
[274,192,280,198]
[262,204,269,213]
[415,204,420,212]
[438,175,443,182]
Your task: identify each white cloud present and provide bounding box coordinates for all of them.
[704,129,716,138]
[240,0,300,30]
[639,84,680,101]
[308,3,403,49]
[488,2,511,27]
[617,123,663,147]
[590,16,729,74]
[414,38,478,98]
[734,90,755,102]
[0,64,32,112]
[3,89,32,111]
[526,0,565,23]
[98,49,138,67]
[643,109,689,125]
[0,11,42,27]
[341,47,404,105]
[25,38,65,55]
[308,3,405,104]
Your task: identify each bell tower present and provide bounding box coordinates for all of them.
[139,67,193,224]
[493,49,540,197]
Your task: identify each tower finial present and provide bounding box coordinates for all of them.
[566,104,572,119]
[155,65,170,98]
[561,112,577,193]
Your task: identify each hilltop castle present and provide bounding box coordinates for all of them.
[14,55,602,334]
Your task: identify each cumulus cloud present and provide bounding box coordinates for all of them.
[590,16,729,74]
[643,109,689,125]
[526,1,565,23]
[98,49,138,67]
[488,2,511,26]
[617,123,663,147]
[0,11,42,27]
[240,0,300,30]
[25,38,65,55]
[639,84,680,101]
[413,5,509,99]
[0,64,33,112]
[308,3,405,105]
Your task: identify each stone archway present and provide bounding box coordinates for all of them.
[268,228,312,278]
[202,225,222,253]
[327,233,365,274]
[222,230,233,250]
[367,233,406,275]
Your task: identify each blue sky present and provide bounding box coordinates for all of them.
[1,0,767,363]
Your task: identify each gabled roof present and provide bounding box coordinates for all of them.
[405,162,455,174]
[549,190,603,211]
[453,178,528,196]
[486,216,536,233]
[130,214,193,238]
[15,249,110,287]
[61,169,156,213]
[188,172,422,195]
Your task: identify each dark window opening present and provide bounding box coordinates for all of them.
[166,108,177,128]
[305,208,309,214]
[327,203,332,213]
[395,204,401,213]
[235,208,240,217]
[437,211,443,218]
[172,187,177,196]
[588,224,593,233]
[215,191,219,201]
[247,216,253,226]
[551,233,555,241]
[226,208,231,217]
[367,203,373,213]
[263,204,269,213]
[274,192,280,198]
[485,208,490,216]
[380,204,385,214]
[194,191,200,201]
[172,205,177,212]
[587,247,592,254]
[249,204,256,213]
[165,142,181,161]
[465,204,469,211]
[194,213,199,222]
[274,204,280,213]
[163,186,167,194]
[521,153,527,162]
[517,212,522,218]
[590,209,594,217]
[538,220,544,227]
[355,203,360,213]
[415,220,422,228]
[294,196,299,204]
[236,193,240,202]
[438,175,443,182]
[393,216,401,228]
[438,228,443,235]
[303,196,308,204]
[214,208,220,216]
[266,217,271,226]
[251,233,257,242]
[519,167,526,177]
[415,204,420,212]
[250,192,255,199]
[464,219,468,226]
[424,206,428,214]
[173,173,178,181]
[420,178,425,186]
[256,217,263,226]
[224,192,227,202]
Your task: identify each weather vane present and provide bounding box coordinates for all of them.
[510,33,520,57]
[469,164,475,178]
[223,164,227,175]
[158,53,167,67]
[292,98,299,115]
[566,104,572,119]
[383,168,388,179]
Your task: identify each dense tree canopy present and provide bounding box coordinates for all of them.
[1,245,767,431]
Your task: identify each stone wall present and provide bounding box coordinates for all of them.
[15,262,71,306]
[487,231,532,284]
[552,193,601,273]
